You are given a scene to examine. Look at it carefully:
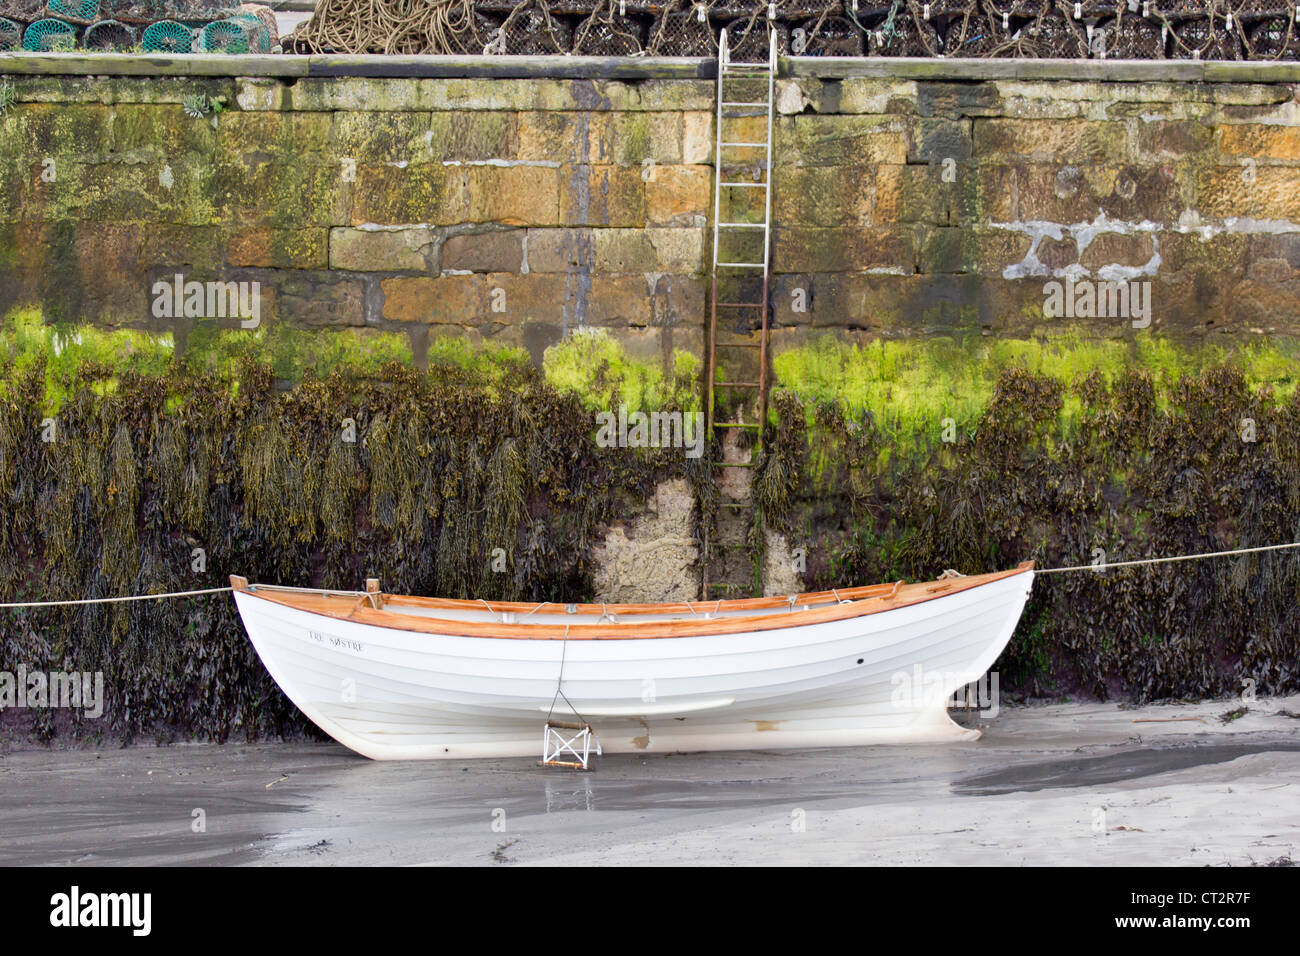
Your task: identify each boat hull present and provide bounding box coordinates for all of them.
[233,569,1033,760]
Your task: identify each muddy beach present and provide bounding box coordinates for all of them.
[2,695,1297,867]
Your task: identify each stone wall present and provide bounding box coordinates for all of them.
[5,60,1300,371]
[0,69,714,371]
[768,71,1300,348]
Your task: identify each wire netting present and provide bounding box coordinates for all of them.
[23,17,78,49]
[1090,12,1166,57]
[0,0,44,20]
[198,17,250,52]
[573,2,647,53]
[726,12,789,59]
[1243,15,1300,58]
[83,16,136,47]
[140,17,191,51]
[0,15,20,49]
[496,1,572,52]
[46,0,99,25]
[1171,14,1243,57]
[646,2,717,54]
[237,2,277,47]
[792,14,864,54]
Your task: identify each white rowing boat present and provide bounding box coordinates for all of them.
[229,563,1034,760]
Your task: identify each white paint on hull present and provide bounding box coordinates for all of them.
[233,570,1033,759]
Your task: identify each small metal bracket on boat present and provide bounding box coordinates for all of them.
[566,603,578,615]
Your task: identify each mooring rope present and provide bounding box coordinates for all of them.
[3,539,1298,608]
[1038,540,1300,575]
[0,586,234,609]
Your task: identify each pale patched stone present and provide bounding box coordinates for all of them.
[330,226,434,272]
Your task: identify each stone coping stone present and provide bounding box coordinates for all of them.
[4,54,1300,82]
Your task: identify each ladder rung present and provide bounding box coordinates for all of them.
[719,222,766,228]
[719,181,767,188]
[713,422,761,429]
[721,100,767,107]
[716,381,760,388]
[720,142,767,148]
[720,502,751,508]
[716,262,767,269]
[714,342,763,349]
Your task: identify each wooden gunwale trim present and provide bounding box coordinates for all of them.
[382,580,902,615]
[238,563,1033,641]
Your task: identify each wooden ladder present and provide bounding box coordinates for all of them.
[702,25,777,598]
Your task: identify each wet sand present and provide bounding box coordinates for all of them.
[1,695,1297,866]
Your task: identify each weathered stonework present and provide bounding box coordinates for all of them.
[5,64,1300,369]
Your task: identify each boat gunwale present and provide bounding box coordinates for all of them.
[231,563,1034,641]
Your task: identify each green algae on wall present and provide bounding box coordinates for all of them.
[772,332,1300,441]
[542,327,702,413]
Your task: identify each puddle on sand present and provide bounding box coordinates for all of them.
[953,741,1300,796]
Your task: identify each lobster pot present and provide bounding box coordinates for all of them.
[792,14,864,53]
[97,0,168,23]
[46,0,98,24]
[867,7,939,53]
[1053,0,1122,19]
[444,11,502,54]
[1151,0,1223,16]
[1019,8,1089,54]
[547,0,601,12]
[22,17,77,48]
[0,15,20,48]
[140,17,191,50]
[236,2,276,46]
[498,5,573,53]
[982,0,1048,18]
[1233,2,1292,22]
[942,10,1012,55]
[907,0,979,16]
[1171,15,1242,56]
[647,7,717,54]
[0,0,44,20]
[713,0,839,15]
[1091,13,1165,56]
[198,16,257,52]
[83,16,135,46]
[1246,15,1300,56]
[572,9,647,53]
[726,16,789,58]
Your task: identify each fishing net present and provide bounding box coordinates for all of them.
[140,18,191,50]
[791,14,864,54]
[572,2,647,53]
[83,16,136,47]
[22,17,78,49]
[46,0,99,25]
[0,15,20,48]
[646,2,717,54]
[495,1,571,53]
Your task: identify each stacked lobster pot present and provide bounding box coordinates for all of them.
[0,0,279,52]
